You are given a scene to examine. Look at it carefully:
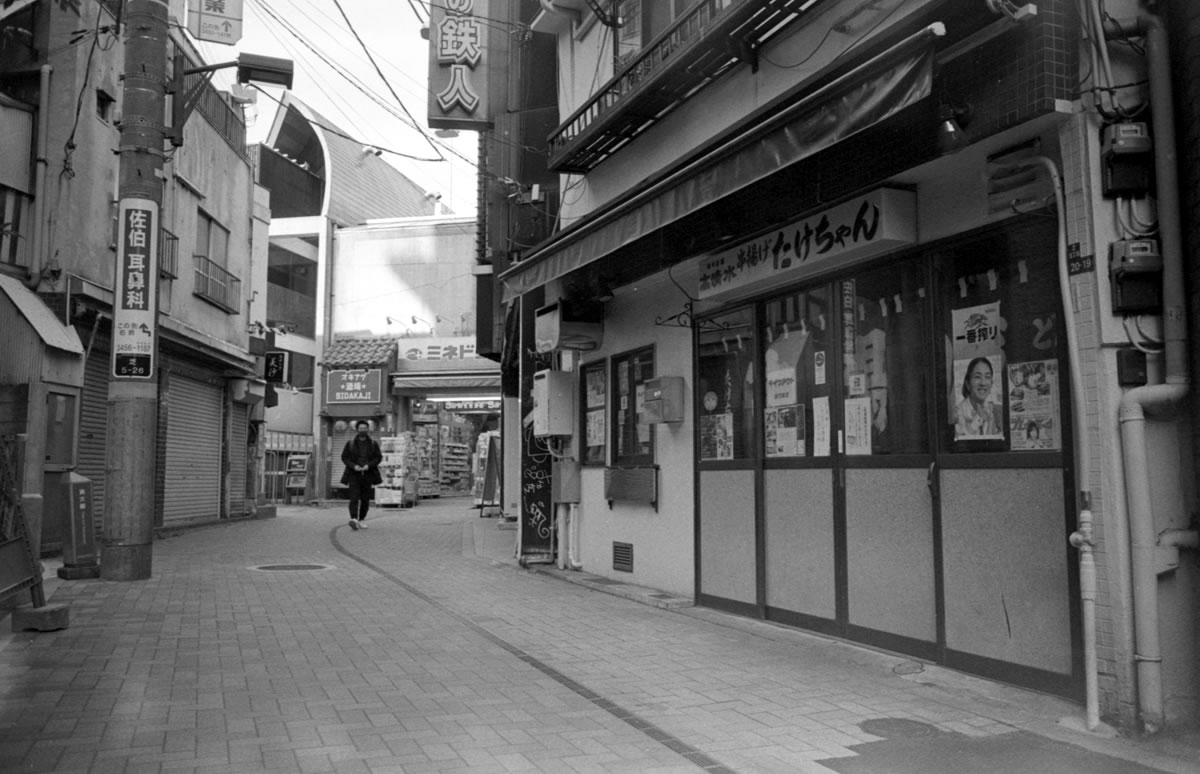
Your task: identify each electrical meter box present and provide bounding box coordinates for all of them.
[533,369,575,437]
[1110,239,1163,313]
[643,376,685,423]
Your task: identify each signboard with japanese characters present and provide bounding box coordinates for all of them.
[112,198,158,380]
[264,351,290,384]
[427,0,491,129]
[397,337,487,363]
[698,187,916,301]
[326,369,382,404]
[187,0,244,46]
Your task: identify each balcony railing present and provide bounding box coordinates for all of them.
[547,0,824,173]
[193,254,241,313]
[159,228,179,279]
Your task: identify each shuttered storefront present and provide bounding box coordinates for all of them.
[163,374,223,525]
[78,350,110,537]
[228,403,249,517]
[328,423,359,494]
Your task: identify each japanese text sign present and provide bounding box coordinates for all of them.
[112,198,158,380]
[186,0,243,46]
[698,187,916,301]
[428,0,491,129]
[397,336,483,363]
[326,369,382,404]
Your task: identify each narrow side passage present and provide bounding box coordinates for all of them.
[329,524,736,774]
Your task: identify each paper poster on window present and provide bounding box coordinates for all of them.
[586,409,605,448]
[766,405,805,457]
[700,413,734,460]
[1008,359,1060,450]
[635,384,645,414]
[953,354,1005,440]
[814,350,826,385]
[951,302,1004,359]
[766,368,797,407]
[844,397,873,455]
[586,368,605,408]
[812,396,831,457]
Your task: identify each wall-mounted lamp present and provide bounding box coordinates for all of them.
[936,103,972,155]
[386,316,414,336]
[411,315,435,334]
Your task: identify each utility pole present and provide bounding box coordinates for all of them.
[104,0,168,580]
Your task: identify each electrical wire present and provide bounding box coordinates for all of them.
[1122,315,1163,353]
[332,0,444,160]
[61,11,111,178]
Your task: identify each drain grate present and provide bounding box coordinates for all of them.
[859,718,939,738]
[253,564,330,571]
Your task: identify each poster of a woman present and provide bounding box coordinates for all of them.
[953,355,1004,440]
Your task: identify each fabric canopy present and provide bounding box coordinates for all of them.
[500,24,944,302]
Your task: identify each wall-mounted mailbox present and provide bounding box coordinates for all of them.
[643,376,685,423]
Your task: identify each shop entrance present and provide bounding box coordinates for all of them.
[696,218,1080,698]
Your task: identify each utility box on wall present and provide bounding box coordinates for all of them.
[533,369,574,437]
[643,376,685,423]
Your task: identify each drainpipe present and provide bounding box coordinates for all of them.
[24,64,52,289]
[567,503,582,570]
[1003,154,1099,731]
[1108,10,1191,735]
[556,502,569,569]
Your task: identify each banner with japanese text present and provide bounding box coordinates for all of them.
[112,198,158,380]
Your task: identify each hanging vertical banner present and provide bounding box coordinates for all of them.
[427,0,492,129]
[112,198,158,380]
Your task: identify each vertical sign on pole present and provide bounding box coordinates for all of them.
[112,198,159,380]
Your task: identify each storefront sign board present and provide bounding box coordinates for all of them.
[698,187,916,300]
[326,369,382,403]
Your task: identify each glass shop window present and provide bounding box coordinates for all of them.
[761,290,829,459]
[936,222,1065,453]
[581,359,608,466]
[697,308,757,461]
[612,346,654,465]
[838,260,930,456]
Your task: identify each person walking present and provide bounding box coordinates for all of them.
[341,420,382,530]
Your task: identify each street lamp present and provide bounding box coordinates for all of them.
[168,52,294,146]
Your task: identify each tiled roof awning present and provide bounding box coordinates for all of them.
[323,336,398,367]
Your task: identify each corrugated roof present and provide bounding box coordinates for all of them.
[323,336,398,367]
[0,275,84,354]
[270,96,436,226]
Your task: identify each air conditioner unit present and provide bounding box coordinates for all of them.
[534,299,603,352]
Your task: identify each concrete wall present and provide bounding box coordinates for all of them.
[571,273,695,597]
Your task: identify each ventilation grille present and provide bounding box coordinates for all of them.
[613,541,633,573]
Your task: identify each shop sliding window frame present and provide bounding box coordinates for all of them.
[610,345,656,467]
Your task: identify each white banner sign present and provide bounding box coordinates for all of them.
[698,187,916,300]
[112,198,158,380]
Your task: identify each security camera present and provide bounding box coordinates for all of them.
[361,145,382,157]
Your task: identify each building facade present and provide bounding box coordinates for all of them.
[497,0,1200,733]
[0,0,268,551]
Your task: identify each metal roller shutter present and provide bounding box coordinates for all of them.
[328,425,358,495]
[78,352,110,537]
[228,403,249,516]
[163,375,223,525]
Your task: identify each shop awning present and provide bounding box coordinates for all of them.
[0,274,83,354]
[499,24,944,302]
[391,373,501,393]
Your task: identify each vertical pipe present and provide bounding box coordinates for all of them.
[25,65,51,289]
[1108,9,1190,733]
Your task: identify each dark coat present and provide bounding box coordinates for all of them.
[340,435,383,486]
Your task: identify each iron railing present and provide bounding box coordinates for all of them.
[547,0,822,173]
[193,254,241,313]
[159,228,179,279]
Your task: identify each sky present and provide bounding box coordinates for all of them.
[186,0,481,217]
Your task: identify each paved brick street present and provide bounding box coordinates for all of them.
[1,498,1198,773]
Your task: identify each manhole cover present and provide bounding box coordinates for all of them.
[253,564,330,572]
[859,718,939,738]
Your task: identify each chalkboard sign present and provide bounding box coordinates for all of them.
[520,350,554,556]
